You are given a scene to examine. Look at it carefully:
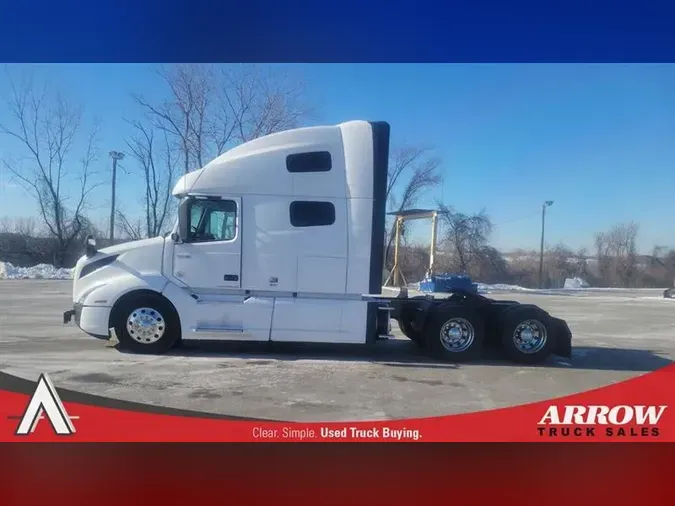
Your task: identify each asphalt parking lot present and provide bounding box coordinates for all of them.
[0,280,673,421]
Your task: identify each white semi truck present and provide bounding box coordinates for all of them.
[63,120,572,364]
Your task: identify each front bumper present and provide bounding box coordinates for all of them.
[63,309,75,324]
[63,303,82,325]
[63,303,110,339]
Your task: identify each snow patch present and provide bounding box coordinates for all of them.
[476,283,537,293]
[564,277,590,289]
[0,261,73,280]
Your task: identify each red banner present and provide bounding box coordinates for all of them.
[1,443,673,505]
[1,364,673,442]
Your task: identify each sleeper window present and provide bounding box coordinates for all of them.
[286,151,332,173]
[289,201,335,227]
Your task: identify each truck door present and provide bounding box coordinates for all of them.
[172,197,242,291]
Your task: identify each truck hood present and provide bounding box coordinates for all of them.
[99,236,166,256]
[72,235,167,301]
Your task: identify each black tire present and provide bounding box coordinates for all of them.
[424,306,485,362]
[110,292,181,354]
[499,306,555,364]
[398,319,425,347]
[664,288,675,299]
[397,295,429,347]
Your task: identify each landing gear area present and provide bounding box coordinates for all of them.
[387,290,572,365]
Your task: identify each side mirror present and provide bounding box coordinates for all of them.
[85,235,97,257]
[178,198,191,243]
[170,232,181,243]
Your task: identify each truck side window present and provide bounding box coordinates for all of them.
[189,199,237,242]
[289,201,335,227]
[286,151,332,173]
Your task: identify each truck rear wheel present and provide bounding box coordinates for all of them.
[664,288,675,299]
[397,295,429,347]
[500,306,554,364]
[398,319,425,347]
[425,307,485,361]
[110,293,181,354]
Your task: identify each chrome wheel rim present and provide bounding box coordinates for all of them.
[126,307,165,344]
[513,319,547,354]
[439,318,475,353]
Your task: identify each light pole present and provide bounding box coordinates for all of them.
[109,151,125,242]
[539,200,554,289]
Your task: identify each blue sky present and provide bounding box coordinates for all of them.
[0,63,674,253]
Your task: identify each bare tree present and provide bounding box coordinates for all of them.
[471,245,511,283]
[646,245,675,287]
[386,147,441,208]
[436,203,494,276]
[124,120,177,238]
[575,247,590,277]
[0,216,39,236]
[210,64,311,151]
[0,69,100,266]
[398,242,432,282]
[384,146,443,268]
[133,64,213,174]
[115,210,144,241]
[543,244,577,288]
[595,222,640,287]
[132,64,311,175]
[0,217,11,234]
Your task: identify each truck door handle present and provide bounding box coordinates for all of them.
[177,253,191,258]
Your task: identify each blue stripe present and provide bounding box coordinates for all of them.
[2,0,674,62]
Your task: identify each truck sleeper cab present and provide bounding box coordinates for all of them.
[63,120,572,365]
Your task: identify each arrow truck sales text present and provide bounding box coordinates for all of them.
[537,405,667,438]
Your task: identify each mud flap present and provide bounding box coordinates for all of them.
[551,317,572,358]
[106,327,120,348]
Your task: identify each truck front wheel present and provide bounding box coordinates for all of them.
[425,308,485,361]
[110,292,181,354]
